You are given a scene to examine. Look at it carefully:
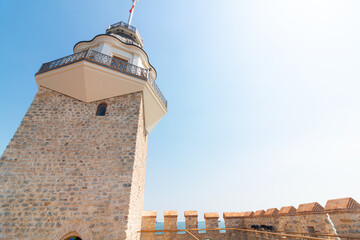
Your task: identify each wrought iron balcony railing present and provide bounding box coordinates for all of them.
[36,49,167,108]
[107,21,137,33]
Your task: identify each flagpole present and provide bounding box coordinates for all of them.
[128,0,138,26]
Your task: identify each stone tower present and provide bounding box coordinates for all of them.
[0,21,167,240]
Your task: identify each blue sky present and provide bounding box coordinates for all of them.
[1,0,360,221]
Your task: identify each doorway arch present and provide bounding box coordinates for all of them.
[64,236,82,240]
[51,224,92,240]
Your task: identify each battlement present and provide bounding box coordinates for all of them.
[140,197,360,239]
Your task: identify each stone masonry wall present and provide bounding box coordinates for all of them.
[126,95,148,240]
[329,211,360,236]
[237,198,360,236]
[141,197,360,240]
[0,87,147,240]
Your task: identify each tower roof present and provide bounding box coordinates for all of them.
[106,21,143,48]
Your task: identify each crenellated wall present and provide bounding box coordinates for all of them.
[141,210,234,240]
[238,198,360,236]
[140,197,360,239]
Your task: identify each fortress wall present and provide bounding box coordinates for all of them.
[328,211,360,236]
[141,211,233,240]
[325,197,360,236]
[141,197,360,239]
[227,198,360,236]
[243,212,335,233]
[239,202,335,234]
[223,212,245,228]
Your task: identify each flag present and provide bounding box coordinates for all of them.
[129,4,135,13]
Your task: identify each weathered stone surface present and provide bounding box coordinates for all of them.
[224,212,244,230]
[164,211,178,217]
[328,211,360,236]
[279,206,296,215]
[242,211,254,217]
[254,210,265,217]
[164,211,178,240]
[204,212,219,231]
[140,211,157,240]
[184,211,198,217]
[265,208,279,217]
[184,211,198,230]
[296,202,324,213]
[223,212,243,218]
[0,87,147,239]
[325,197,360,211]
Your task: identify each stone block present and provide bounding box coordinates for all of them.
[325,197,360,211]
[297,202,324,213]
[184,211,198,230]
[164,210,178,240]
[279,206,296,215]
[141,211,157,240]
[265,208,279,217]
[204,212,219,230]
[254,210,265,217]
[224,212,244,229]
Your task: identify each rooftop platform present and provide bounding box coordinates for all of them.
[106,21,143,48]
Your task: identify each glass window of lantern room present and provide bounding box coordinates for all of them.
[96,103,107,116]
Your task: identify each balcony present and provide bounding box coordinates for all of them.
[36,49,167,109]
[107,21,137,33]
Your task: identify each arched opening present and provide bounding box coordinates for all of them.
[55,225,92,240]
[96,103,107,116]
[64,237,82,240]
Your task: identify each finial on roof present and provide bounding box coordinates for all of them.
[128,0,139,26]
